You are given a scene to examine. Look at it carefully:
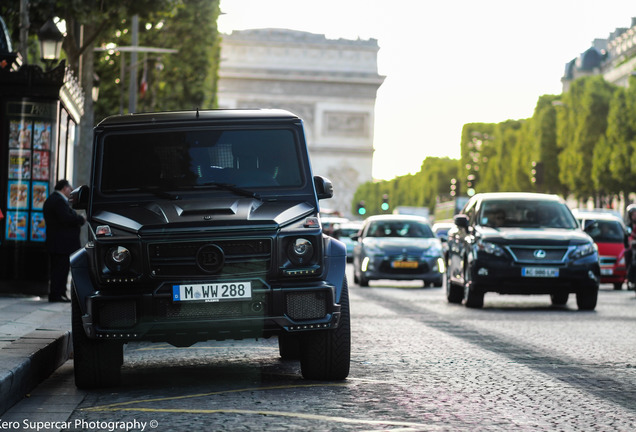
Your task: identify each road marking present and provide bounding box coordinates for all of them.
[83,383,436,429]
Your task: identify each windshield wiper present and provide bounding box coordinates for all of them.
[199,182,261,200]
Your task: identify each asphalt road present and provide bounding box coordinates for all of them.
[3,266,636,431]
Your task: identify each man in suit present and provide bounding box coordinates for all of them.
[43,179,85,302]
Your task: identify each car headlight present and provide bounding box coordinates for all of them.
[288,237,315,265]
[476,240,505,257]
[363,243,384,257]
[105,246,132,272]
[421,245,443,258]
[570,242,596,260]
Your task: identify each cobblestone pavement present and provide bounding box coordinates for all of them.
[3,277,636,431]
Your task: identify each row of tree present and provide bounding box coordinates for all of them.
[354,74,636,217]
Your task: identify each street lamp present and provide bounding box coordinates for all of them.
[37,18,64,69]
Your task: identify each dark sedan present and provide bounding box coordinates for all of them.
[446,193,600,310]
[352,215,444,287]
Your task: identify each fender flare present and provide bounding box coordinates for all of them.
[69,247,94,315]
[323,236,347,303]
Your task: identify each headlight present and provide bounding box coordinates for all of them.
[105,246,132,272]
[476,240,505,257]
[288,238,314,265]
[421,245,442,258]
[363,243,383,257]
[570,243,596,260]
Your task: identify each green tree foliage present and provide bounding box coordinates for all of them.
[355,75,633,213]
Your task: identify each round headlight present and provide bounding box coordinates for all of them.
[105,246,132,272]
[288,238,314,265]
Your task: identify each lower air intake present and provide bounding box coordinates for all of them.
[98,301,137,328]
[286,292,327,320]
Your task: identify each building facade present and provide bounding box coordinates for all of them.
[562,17,636,92]
[217,29,385,217]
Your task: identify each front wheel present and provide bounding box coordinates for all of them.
[445,266,463,304]
[300,276,351,380]
[576,289,598,311]
[72,288,123,389]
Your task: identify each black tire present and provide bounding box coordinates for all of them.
[72,288,123,389]
[278,332,300,360]
[613,282,623,290]
[550,292,569,306]
[300,276,351,380]
[445,270,463,304]
[464,288,484,308]
[576,289,598,311]
[463,262,484,308]
[359,272,369,287]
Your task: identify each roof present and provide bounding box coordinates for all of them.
[472,192,563,202]
[97,109,300,127]
[364,214,431,223]
[571,209,623,222]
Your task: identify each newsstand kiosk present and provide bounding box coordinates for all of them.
[0,54,84,294]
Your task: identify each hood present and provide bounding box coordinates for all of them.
[91,198,315,234]
[478,226,593,245]
[363,236,442,254]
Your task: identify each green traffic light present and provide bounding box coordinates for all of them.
[358,207,366,215]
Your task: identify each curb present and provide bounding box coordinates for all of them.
[0,329,72,414]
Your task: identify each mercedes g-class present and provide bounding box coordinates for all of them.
[69,109,350,388]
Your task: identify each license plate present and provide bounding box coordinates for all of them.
[172,282,252,302]
[600,268,613,276]
[392,260,419,269]
[522,267,559,278]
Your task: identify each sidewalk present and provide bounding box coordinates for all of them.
[0,293,72,415]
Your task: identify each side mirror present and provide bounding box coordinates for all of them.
[454,214,469,229]
[69,185,89,210]
[314,175,334,200]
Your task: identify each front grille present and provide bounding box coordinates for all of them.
[507,246,568,263]
[148,239,271,277]
[156,299,250,319]
[286,292,327,320]
[97,301,137,328]
[600,256,617,266]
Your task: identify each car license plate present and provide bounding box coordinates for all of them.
[392,260,418,269]
[600,268,613,276]
[172,282,252,302]
[522,267,559,278]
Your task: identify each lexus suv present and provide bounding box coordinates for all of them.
[69,109,350,388]
[445,193,600,309]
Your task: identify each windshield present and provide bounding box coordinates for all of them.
[100,129,303,193]
[479,200,578,229]
[367,220,434,238]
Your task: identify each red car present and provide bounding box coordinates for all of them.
[574,210,628,290]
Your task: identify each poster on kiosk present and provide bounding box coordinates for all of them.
[3,100,55,244]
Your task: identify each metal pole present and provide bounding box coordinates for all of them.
[19,0,29,64]
[128,15,138,113]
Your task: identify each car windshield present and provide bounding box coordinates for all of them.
[367,220,434,238]
[479,200,578,229]
[585,220,625,243]
[99,128,303,193]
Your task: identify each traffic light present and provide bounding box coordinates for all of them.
[357,200,366,216]
[450,178,458,197]
[381,194,389,212]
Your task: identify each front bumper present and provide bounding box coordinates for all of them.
[362,254,444,283]
[78,282,341,344]
[469,257,600,294]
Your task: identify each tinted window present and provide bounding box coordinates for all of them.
[366,220,434,238]
[586,220,625,243]
[479,200,577,229]
[100,129,303,193]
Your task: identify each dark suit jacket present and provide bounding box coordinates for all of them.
[43,191,85,255]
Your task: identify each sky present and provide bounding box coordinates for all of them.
[217,0,636,180]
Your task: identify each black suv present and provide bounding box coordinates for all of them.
[445,192,600,310]
[69,109,350,388]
